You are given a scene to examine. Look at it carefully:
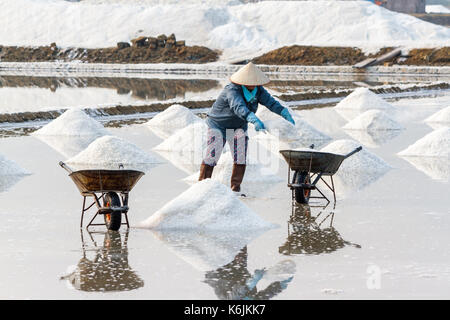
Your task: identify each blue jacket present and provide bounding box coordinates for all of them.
[206,83,285,131]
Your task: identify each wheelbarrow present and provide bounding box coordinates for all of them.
[59,161,145,231]
[279,146,362,205]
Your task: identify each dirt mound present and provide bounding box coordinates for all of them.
[252,46,450,66]
[0,34,219,64]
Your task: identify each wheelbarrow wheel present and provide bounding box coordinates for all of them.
[103,192,122,231]
[293,171,311,204]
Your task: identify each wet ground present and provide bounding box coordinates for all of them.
[0,73,449,299]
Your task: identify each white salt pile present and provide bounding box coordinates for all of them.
[146,104,202,139]
[0,154,30,192]
[140,179,276,230]
[150,229,268,272]
[66,135,163,171]
[183,151,283,194]
[398,127,450,158]
[424,106,450,126]
[344,129,402,148]
[319,139,391,196]
[343,110,403,131]
[335,88,393,111]
[401,156,450,182]
[33,108,109,137]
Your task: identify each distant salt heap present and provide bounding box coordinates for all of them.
[140,179,276,230]
[66,135,163,171]
[0,153,30,192]
[320,139,390,196]
[424,106,450,127]
[146,104,202,139]
[33,108,109,137]
[398,127,450,158]
[335,88,392,111]
[343,110,403,131]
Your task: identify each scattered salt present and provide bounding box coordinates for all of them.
[66,135,163,171]
[343,109,403,131]
[139,179,277,230]
[398,127,450,158]
[146,104,202,139]
[32,108,109,137]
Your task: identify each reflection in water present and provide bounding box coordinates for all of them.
[401,156,450,182]
[204,247,295,300]
[61,230,144,292]
[0,76,220,101]
[279,204,360,255]
[0,174,28,193]
[344,128,402,148]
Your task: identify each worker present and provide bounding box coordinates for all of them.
[198,62,295,195]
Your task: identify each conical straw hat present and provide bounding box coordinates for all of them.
[230,62,270,86]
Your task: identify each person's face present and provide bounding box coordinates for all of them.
[245,85,256,91]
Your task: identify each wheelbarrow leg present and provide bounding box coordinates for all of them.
[80,196,86,228]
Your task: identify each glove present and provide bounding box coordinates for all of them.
[246,112,266,132]
[280,108,295,126]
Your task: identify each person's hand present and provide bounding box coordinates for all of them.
[280,108,295,125]
[246,112,266,131]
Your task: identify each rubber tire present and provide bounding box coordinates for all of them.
[103,192,122,231]
[293,171,311,204]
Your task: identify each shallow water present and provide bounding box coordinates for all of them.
[0,80,449,299]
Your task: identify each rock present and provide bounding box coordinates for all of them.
[175,40,185,47]
[131,36,148,47]
[167,33,176,41]
[117,42,130,49]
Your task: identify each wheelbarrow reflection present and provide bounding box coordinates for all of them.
[60,230,144,292]
[279,204,361,255]
[204,247,295,300]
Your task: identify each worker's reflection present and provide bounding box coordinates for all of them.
[60,230,144,292]
[279,204,361,255]
[204,247,294,300]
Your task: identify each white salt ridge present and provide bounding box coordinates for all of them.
[398,127,450,158]
[425,106,450,125]
[321,139,390,173]
[66,135,163,171]
[140,179,277,230]
[0,153,30,176]
[335,88,393,111]
[146,104,202,139]
[343,110,403,131]
[32,108,109,137]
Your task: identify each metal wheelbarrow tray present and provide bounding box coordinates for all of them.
[60,162,145,230]
[279,146,362,205]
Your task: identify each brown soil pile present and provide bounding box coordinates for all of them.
[252,45,450,66]
[0,34,219,64]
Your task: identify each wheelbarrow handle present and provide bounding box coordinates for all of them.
[59,161,74,174]
[344,146,362,159]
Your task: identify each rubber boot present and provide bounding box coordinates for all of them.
[198,162,214,181]
[231,164,246,194]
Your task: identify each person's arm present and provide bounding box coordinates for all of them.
[226,88,252,120]
[259,86,296,125]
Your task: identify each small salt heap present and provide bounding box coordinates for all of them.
[343,110,403,131]
[32,108,110,158]
[139,179,276,230]
[424,106,450,129]
[398,127,450,158]
[146,104,202,139]
[0,153,30,192]
[33,108,109,137]
[320,139,391,196]
[66,135,163,171]
[334,88,394,121]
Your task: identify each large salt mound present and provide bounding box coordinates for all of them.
[343,110,403,131]
[0,153,30,176]
[33,108,109,137]
[321,139,390,173]
[425,106,450,125]
[66,135,163,171]
[335,88,393,111]
[344,129,402,148]
[398,128,450,158]
[146,104,202,139]
[140,179,276,230]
